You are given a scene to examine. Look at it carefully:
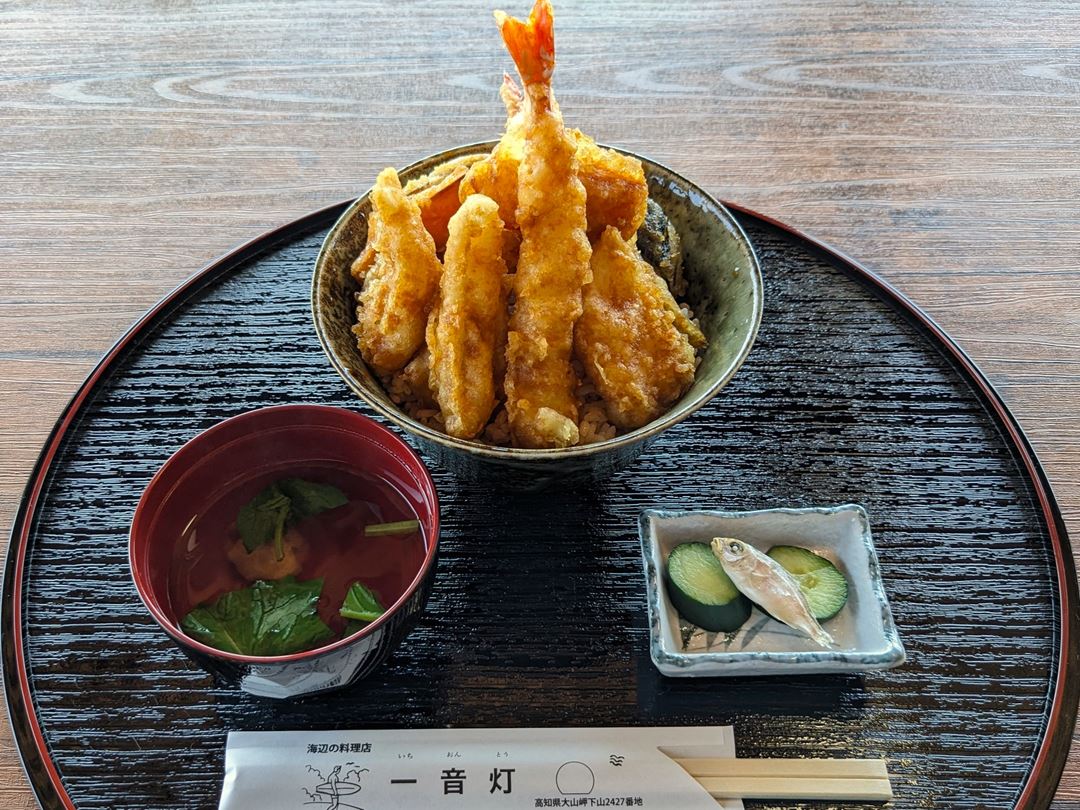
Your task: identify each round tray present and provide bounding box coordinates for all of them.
[4,204,1076,810]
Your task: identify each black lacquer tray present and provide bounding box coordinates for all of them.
[4,203,1077,809]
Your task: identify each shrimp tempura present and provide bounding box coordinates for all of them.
[459,75,527,230]
[575,226,699,430]
[498,0,592,448]
[353,167,442,375]
[461,74,648,240]
[427,195,509,439]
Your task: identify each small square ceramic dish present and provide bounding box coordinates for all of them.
[639,505,905,677]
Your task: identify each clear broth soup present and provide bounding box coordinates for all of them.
[168,462,426,640]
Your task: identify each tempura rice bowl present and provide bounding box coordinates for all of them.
[312,142,762,486]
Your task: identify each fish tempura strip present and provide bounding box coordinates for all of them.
[575,226,698,430]
[427,195,509,439]
[350,156,481,285]
[461,74,648,239]
[498,0,592,448]
[353,167,442,375]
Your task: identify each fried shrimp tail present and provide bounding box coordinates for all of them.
[574,226,699,430]
[498,0,592,448]
[353,167,442,375]
[500,71,525,117]
[494,2,556,93]
[427,195,509,439]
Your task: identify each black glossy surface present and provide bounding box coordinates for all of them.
[5,210,1070,809]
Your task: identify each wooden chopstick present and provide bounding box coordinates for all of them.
[697,776,892,801]
[672,758,893,802]
[676,757,889,780]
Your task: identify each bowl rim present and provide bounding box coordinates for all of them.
[311,141,764,460]
[128,403,440,665]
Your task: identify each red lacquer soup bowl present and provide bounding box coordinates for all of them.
[129,405,440,699]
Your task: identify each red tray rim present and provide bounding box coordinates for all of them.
[3,201,1076,809]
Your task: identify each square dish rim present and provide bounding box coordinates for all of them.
[639,504,906,675]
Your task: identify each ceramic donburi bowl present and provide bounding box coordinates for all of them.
[312,142,762,486]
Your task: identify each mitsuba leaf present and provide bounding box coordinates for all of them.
[181,577,333,656]
[237,483,291,552]
[339,581,386,623]
[278,478,348,521]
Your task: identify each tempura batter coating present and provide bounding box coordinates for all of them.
[459,75,527,229]
[461,75,647,239]
[403,154,480,250]
[498,0,592,449]
[427,195,509,439]
[350,156,481,285]
[575,226,698,430]
[401,348,437,409]
[353,167,442,375]
[570,128,648,239]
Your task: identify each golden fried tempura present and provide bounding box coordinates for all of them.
[401,348,437,409]
[498,0,592,449]
[462,73,647,239]
[353,167,442,375]
[350,210,381,284]
[570,129,648,239]
[427,195,509,439]
[403,154,481,250]
[459,75,527,228]
[575,226,699,430]
[350,156,482,286]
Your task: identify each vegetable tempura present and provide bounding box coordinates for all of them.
[427,194,509,439]
[351,155,482,284]
[575,226,699,430]
[350,0,710,449]
[353,167,443,376]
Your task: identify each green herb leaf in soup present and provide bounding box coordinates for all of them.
[340,581,386,623]
[237,483,291,553]
[180,577,333,656]
[278,478,348,521]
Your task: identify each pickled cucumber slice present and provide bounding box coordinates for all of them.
[665,542,751,632]
[767,545,849,621]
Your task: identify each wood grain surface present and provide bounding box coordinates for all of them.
[0,1,1077,807]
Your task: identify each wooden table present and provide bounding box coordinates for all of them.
[1,1,1077,807]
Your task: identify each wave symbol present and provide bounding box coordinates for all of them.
[609,755,625,767]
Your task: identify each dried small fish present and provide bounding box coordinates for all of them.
[711,537,834,648]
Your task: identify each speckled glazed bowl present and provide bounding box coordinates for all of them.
[312,143,762,486]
